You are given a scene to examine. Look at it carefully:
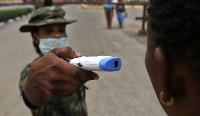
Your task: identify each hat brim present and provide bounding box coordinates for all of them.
[20,19,77,32]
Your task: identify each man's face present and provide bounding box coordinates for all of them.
[34,24,67,44]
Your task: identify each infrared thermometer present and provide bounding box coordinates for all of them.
[69,56,121,71]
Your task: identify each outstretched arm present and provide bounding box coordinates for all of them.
[22,47,99,107]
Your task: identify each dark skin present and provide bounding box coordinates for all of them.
[145,23,200,115]
[23,24,99,106]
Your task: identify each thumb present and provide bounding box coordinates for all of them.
[50,47,78,59]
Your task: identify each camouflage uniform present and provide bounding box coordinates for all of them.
[19,6,88,116]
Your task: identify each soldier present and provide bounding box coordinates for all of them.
[18,6,99,116]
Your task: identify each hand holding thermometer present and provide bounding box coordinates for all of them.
[69,56,121,71]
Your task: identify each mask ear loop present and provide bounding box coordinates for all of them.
[159,91,174,106]
[32,33,40,45]
[31,33,43,56]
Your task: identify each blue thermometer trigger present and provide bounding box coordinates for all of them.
[99,57,121,71]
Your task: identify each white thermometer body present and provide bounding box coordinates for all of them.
[69,56,121,71]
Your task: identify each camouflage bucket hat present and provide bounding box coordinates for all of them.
[20,6,77,32]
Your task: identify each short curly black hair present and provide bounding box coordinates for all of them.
[148,0,200,76]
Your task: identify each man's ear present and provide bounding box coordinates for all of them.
[31,33,39,44]
[154,47,184,101]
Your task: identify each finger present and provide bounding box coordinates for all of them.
[47,82,80,92]
[49,75,84,87]
[73,70,99,82]
[59,59,99,81]
[75,52,82,57]
[38,77,83,93]
[47,85,82,97]
[92,72,99,80]
[39,52,80,79]
[53,61,98,82]
[36,67,84,88]
[50,47,76,59]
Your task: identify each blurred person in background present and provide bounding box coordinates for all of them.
[104,0,114,28]
[115,0,127,28]
[146,0,200,115]
[18,6,98,116]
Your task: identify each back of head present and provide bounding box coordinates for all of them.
[148,0,200,77]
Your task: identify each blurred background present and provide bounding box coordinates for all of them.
[0,0,148,3]
[0,0,167,116]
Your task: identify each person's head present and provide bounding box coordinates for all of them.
[145,0,200,115]
[19,6,77,55]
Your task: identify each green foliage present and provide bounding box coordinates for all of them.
[34,4,43,9]
[0,7,33,22]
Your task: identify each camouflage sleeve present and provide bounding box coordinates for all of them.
[18,57,40,90]
[18,63,31,90]
[18,57,40,110]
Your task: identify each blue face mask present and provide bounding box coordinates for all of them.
[39,37,69,54]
